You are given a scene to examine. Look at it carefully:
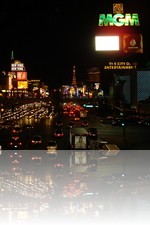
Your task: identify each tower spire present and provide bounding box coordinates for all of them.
[72,65,77,88]
[11,50,14,61]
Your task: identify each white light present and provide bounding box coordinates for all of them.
[95,36,120,51]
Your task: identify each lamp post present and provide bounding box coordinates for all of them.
[118,79,126,137]
[112,76,126,136]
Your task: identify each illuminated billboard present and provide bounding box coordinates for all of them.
[8,76,12,90]
[123,34,143,53]
[98,4,140,27]
[28,80,40,87]
[11,60,24,71]
[75,136,86,149]
[17,81,28,89]
[17,71,27,80]
[95,36,119,51]
[96,3,143,53]
[104,61,137,70]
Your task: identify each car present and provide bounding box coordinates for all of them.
[47,140,58,150]
[23,124,34,130]
[96,138,108,150]
[54,129,64,137]
[11,125,22,134]
[31,135,42,145]
[100,116,114,124]
[143,119,150,126]
[55,120,63,127]
[81,120,89,127]
[112,118,126,127]
[1,120,16,130]
[67,122,74,128]
[87,127,99,138]
[7,136,23,150]
[74,117,80,121]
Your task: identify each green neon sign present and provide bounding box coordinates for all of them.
[99,13,140,26]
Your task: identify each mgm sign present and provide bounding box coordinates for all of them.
[98,3,140,27]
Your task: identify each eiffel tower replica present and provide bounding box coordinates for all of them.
[72,65,77,89]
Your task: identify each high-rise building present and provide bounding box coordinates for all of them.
[137,71,150,101]
[116,70,150,105]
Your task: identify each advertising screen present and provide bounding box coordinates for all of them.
[28,80,40,87]
[17,71,27,80]
[11,63,24,71]
[123,34,143,53]
[75,136,86,149]
[95,36,119,51]
[17,81,28,89]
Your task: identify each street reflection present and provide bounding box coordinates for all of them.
[0,150,150,225]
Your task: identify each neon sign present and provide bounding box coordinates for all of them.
[98,3,140,27]
[99,13,140,27]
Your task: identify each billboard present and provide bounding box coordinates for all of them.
[123,34,143,53]
[28,80,40,87]
[75,136,86,149]
[95,36,119,51]
[11,61,24,71]
[17,71,27,80]
[17,81,28,89]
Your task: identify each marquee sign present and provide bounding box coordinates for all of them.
[104,62,137,70]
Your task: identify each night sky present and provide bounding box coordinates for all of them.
[0,0,149,90]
